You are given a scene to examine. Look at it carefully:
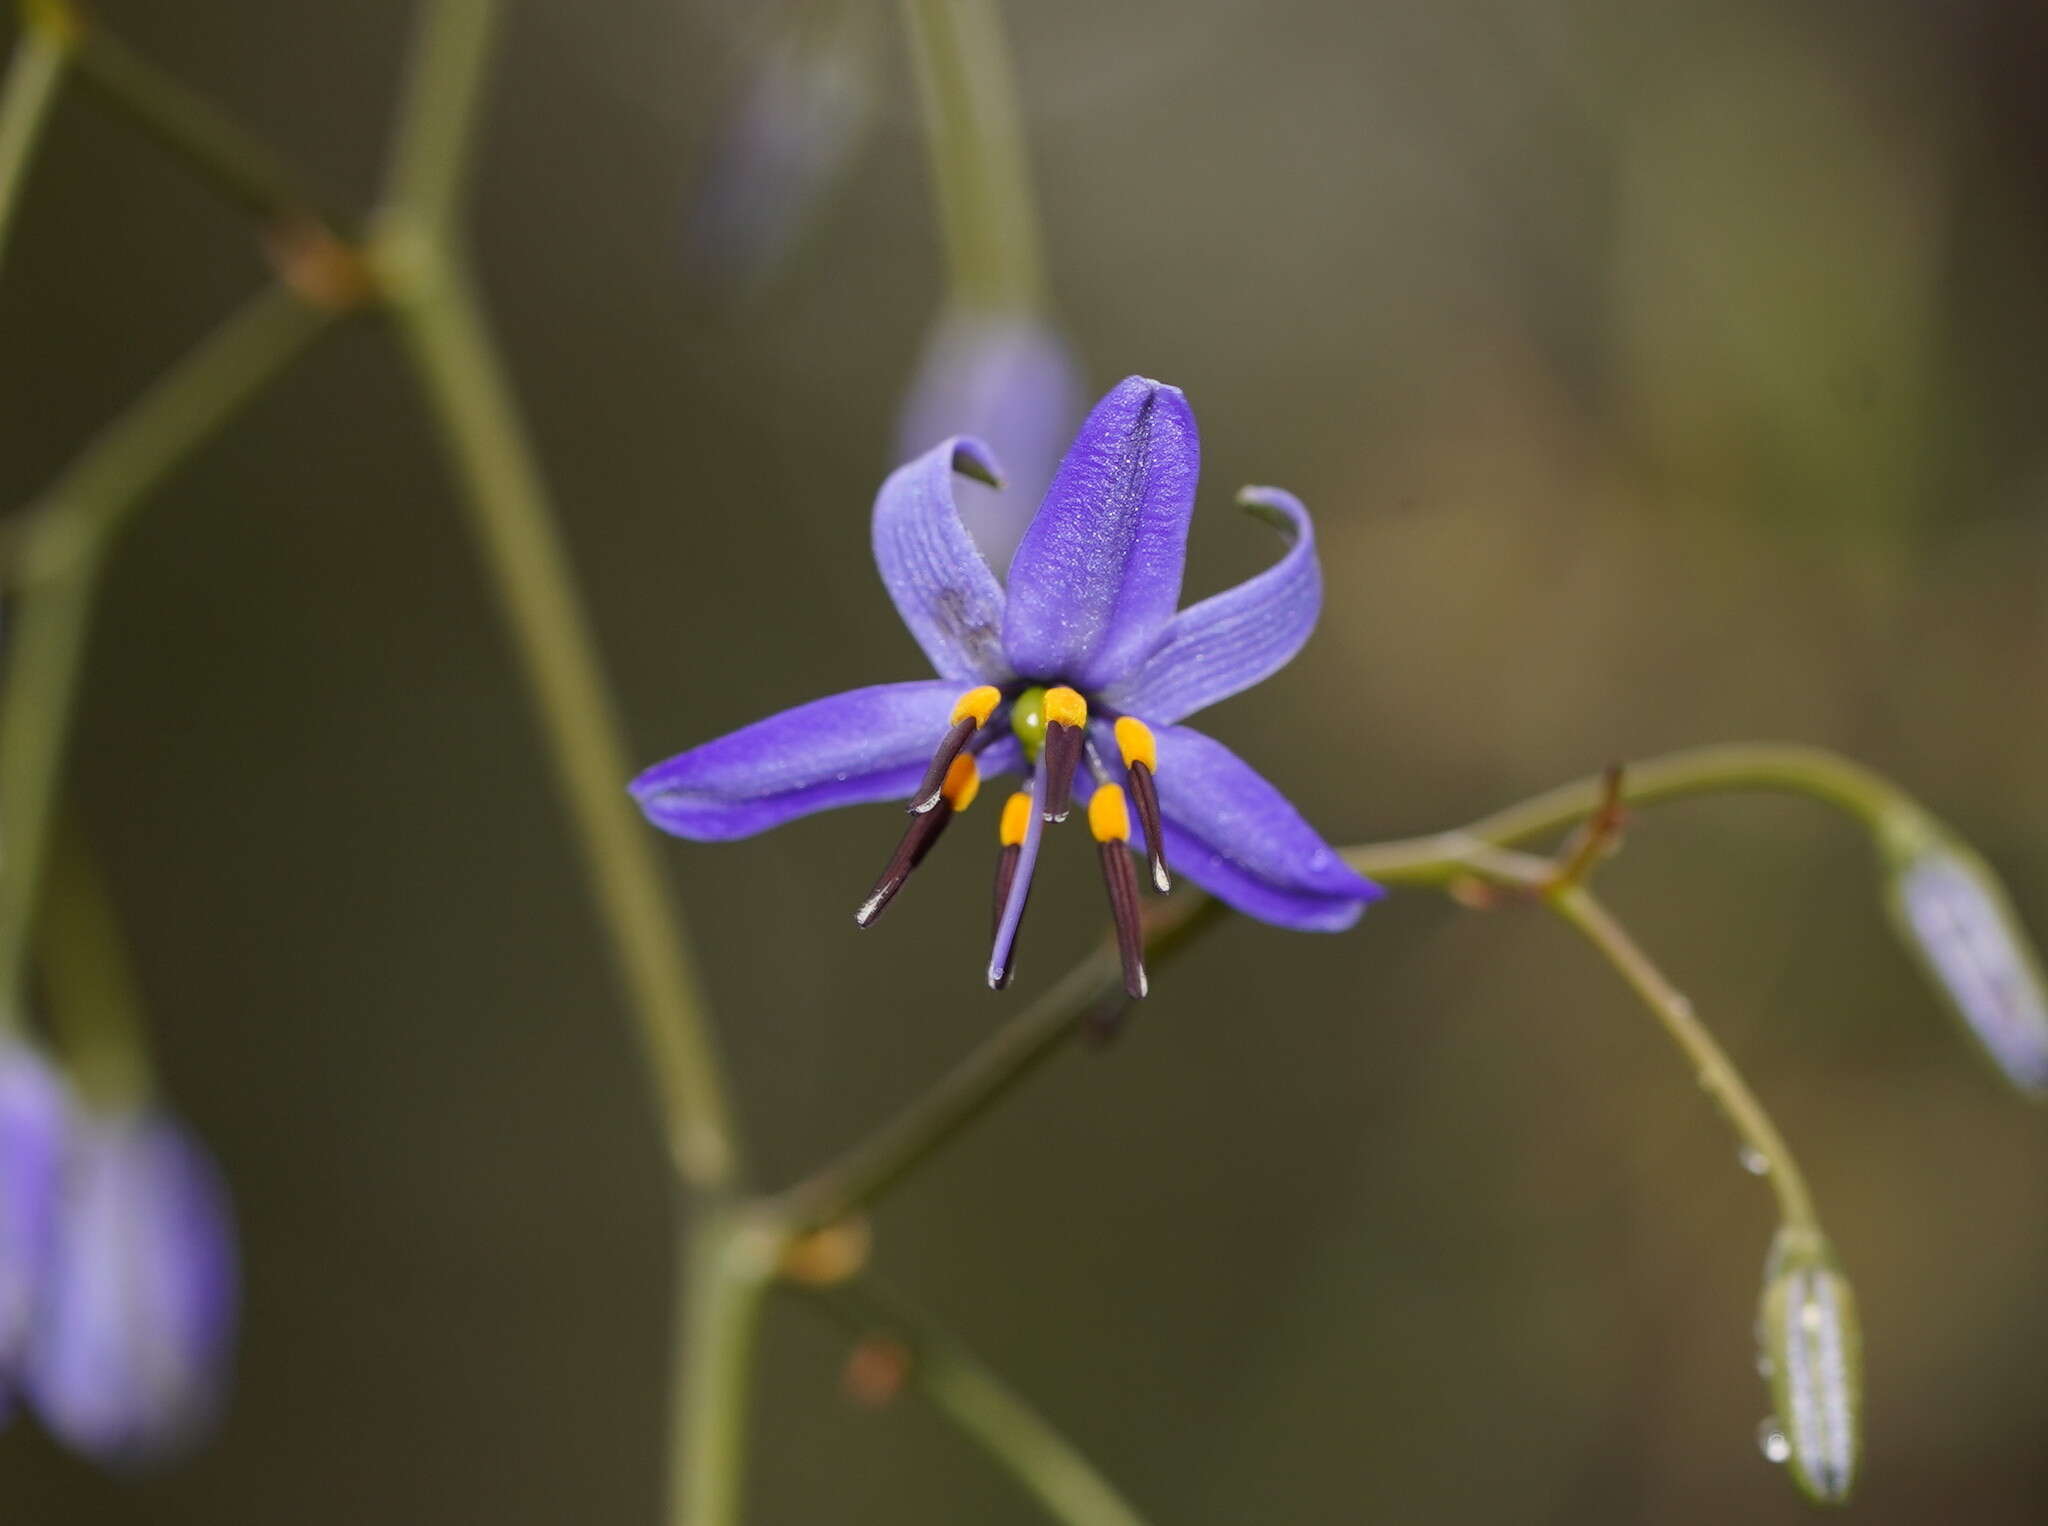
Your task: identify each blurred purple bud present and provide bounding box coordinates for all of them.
[0,1037,69,1414]
[1756,1228,1861,1505]
[688,6,878,282]
[1886,831,2048,1097]
[26,1107,238,1467]
[895,308,1087,570]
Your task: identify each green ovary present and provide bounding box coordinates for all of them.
[1010,686,1048,764]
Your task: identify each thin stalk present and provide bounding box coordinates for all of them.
[1550,881,1820,1229]
[0,6,71,273]
[776,893,1222,1233]
[57,4,354,234]
[381,249,738,1187]
[373,0,737,1188]
[380,0,497,244]
[0,283,334,1030]
[40,812,152,1108]
[671,1200,776,1526]
[811,1279,1152,1526]
[899,0,1044,311]
[1346,742,1918,885]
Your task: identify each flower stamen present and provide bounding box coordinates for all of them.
[1113,716,1170,892]
[1089,783,1148,999]
[1039,685,1087,822]
[991,789,1033,945]
[859,754,979,926]
[988,768,1049,990]
[908,685,1002,814]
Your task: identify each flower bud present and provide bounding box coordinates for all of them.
[1882,822,2048,1097]
[1756,1228,1861,1504]
[896,306,1086,569]
[0,1036,70,1412]
[687,4,880,282]
[25,1106,238,1466]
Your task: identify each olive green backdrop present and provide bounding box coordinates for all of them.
[3,0,2047,1520]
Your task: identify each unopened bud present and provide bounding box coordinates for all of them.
[1756,1228,1861,1505]
[1882,821,2048,1097]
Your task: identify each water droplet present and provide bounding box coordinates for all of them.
[1757,1417,1791,1464]
[1739,1145,1771,1175]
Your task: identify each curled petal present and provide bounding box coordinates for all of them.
[26,1109,238,1467]
[872,440,1014,683]
[633,681,1021,841]
[895,307,1088,572]
[1107,486,1321,725]
[0,1039,69,1405]
[1003,378,1199,691]
[1103,722,1381,930]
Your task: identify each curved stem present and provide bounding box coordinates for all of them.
[899,0,1045,311]
[0,283,334,1031]
[0,8,71,274]
[776,893,1222,1233]
[808,1279,1152,1526]
[1346,742,1918,885]
[1549,880,1820,1228]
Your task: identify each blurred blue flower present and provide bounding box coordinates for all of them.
[634,377,1380,995]
[25,1106,238,1467]
[896,307,1086,571]
[688,3,878,282]
[0,1036,68,1417]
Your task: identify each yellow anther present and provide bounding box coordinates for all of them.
[951,685,1001,728]
[1088,784,1132,843]
[1113,716,1158,772]
[999,791,1033,847]
[1043,686,1087,729]
[942,754,981,812]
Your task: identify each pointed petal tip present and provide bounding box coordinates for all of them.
[948,436,1005,490]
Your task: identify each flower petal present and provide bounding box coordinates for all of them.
[1102,722,1381,930]
[895,307,1088,573]
[0,1038,69,1399]
[1106,486,1321,725]
[633,681,1021,841]
[1003,377,1199,691]
[872,439,1014,683]
[26,1109,238,1466]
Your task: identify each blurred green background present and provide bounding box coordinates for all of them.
[5,0,2048,1520]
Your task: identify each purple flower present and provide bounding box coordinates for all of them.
[896,308,1087,571]
[633,377,1381,996]
[0,1037,69,1417]
[25,1106,238,1467]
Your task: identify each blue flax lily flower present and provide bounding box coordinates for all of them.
[632,377,1381,995]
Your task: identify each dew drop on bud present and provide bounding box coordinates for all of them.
[1757,1416,1791,1465]
[1883,826,2048,1098]
[1756,1228,1862,1505]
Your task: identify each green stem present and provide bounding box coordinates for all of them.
[380,0,497,243]
[899,0,1044,311]
[380,249,739,1187]
[373,0,737,1189]
[811,1280,1152,1526]
[671,1200,776,1526]
[1346,742,1918,886]
[54,3,354,234]
[1549,880,1820,1229]
[40,812,152,1107]
[776,893,1222,1233]
[0,8,70,274]
[0,283,334,1030]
